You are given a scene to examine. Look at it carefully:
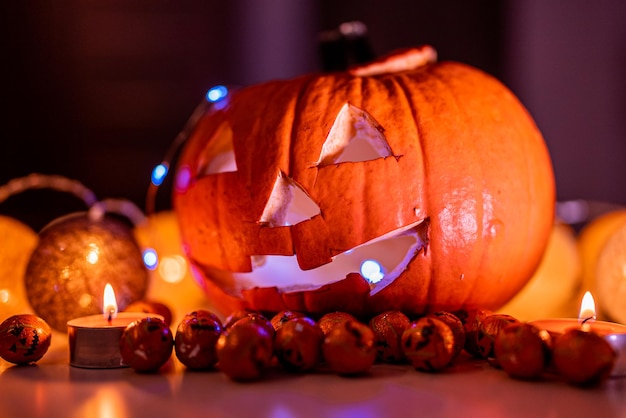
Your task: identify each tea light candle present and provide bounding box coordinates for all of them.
[67,284,163,369]
[530,291,626,377]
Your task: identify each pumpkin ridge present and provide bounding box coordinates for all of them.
[393,73,435,306]
[287,74,320,180]
[392,74,429,213]
[427,67,485,308]
[357,76,372,241]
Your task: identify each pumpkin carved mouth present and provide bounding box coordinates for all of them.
[231,218,429,296]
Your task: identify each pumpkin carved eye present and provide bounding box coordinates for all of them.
[316,103,394,167]
[197,122,237,176]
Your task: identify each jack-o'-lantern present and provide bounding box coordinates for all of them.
[173,46,555,317]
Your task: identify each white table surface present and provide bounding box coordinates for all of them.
[1,330,625,418]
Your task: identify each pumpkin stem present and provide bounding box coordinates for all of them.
[349,45,437,77]
[319,21,376,72]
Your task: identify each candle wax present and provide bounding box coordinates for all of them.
[67,312,163,369]
[530,318,626,336]
[67,312,159,329]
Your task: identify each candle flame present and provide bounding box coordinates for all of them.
[578,291,596,324]
[103,283,118,321]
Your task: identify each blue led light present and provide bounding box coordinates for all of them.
[206,85,229,103]
[175,166,191,192]
[143,248,158,270]
[360,259,384,284]
[151,163,168,186]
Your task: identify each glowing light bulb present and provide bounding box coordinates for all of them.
[86,243,100,264]
[175,166,191,192]
[151,164,168,186]
[206,85,229,103]
[79,293,93,308]
[143,248,158,270]
[360,259,384,284]
[159,255,187,284]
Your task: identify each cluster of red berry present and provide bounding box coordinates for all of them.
[118,307,616,386]
[0,308,615,387]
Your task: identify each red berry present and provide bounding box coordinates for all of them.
[0,314,52,365]
[175,310,223,370]
[402,317,455,372]
[552,329,616,386]
[223,309,257,329]
[230,313,275,339]
[369,310,411,363]
[317,311,357,336]
[455,308,493,357]
[124,300,173,327]
[428,311,466,359]
[216,322,274,381]
[120,317,173,372]
[322,320,376,375]
[274,317,323,372]
[476,314,519,361]
[270,310,305,331]
[494,322,551,380]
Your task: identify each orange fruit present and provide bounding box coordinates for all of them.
[498,221,581,320]
[0,216,38,320]
[577,209,626,297]
[594,219,626,323]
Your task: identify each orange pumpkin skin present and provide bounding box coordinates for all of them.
[173,47,555,318]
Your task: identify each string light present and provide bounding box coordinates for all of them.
[206,85,229,103]
[151,164,169,186]
[143,248,158,270]
[137,86,234,322]
[360,259,384,284]
[145,84,233,215]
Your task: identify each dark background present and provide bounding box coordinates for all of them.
[1,0,625,231]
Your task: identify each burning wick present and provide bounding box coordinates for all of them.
[578,291,597,330]
[103,283,118,325]
[581,316,595,325]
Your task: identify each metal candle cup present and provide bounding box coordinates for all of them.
[67,312,163,369]
[530,318,626,377]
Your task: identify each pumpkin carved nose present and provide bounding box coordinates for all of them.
[259,171,320,227]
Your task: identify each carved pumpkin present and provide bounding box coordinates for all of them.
[173,46,555,318]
